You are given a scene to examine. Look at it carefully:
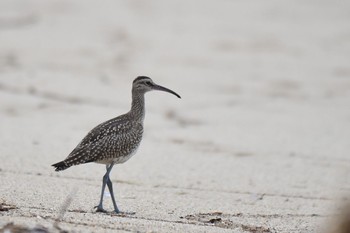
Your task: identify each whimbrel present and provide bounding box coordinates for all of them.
[52,76,180,213]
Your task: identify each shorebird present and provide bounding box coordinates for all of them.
[52,76,180,213]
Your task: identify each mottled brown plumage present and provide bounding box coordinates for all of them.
[53,114,143,170]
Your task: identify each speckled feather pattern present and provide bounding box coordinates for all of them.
[64,114,144,167]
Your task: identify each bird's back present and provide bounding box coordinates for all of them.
[53,113,143,171]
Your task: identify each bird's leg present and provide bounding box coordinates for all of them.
[105,165,120,213]
[94,164,113,212]
[107,179,120,213]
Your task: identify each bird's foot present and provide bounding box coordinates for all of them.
[94,205,107,213]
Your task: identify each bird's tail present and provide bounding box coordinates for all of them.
[52,161,70,171]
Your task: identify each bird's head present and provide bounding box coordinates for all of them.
[132,76,181,98]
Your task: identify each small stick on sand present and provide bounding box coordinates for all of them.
[53,187,78,231]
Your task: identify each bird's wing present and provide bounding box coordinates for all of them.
[76,114,131,148]
[63,115,138,165]
[63,124,141,166]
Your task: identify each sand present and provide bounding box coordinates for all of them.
[0,0,350,232]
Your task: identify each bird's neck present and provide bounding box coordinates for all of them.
[130,90,145,122]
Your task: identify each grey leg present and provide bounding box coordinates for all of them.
[95,164,114,212]
[106,173,120,213]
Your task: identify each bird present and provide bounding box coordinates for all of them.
[52,76,181,214]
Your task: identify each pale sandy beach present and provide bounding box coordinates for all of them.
[1,0,350,232]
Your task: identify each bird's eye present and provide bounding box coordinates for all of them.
[145,81,152,86]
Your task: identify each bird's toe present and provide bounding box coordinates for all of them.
[94,205,107,213]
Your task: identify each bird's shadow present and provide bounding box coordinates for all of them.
[90,210,136,217]
[109,211,136,217]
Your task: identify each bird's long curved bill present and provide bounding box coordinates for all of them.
[153,84,181,98]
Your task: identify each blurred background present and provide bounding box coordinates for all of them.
[0,0,349,232]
